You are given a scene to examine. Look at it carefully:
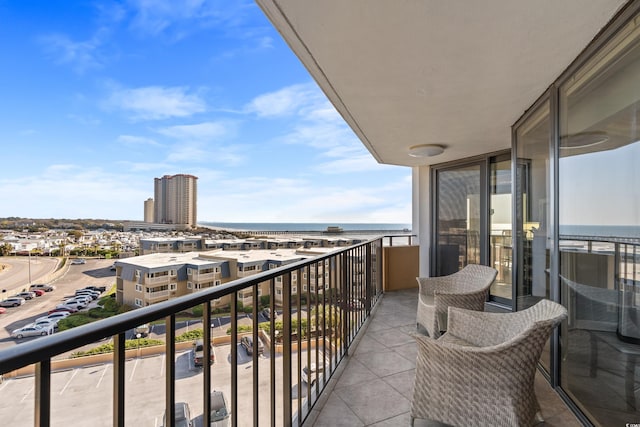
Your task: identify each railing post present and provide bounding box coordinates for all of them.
[282,272,292,425]
[203,302,211,427]
[113,332,125,427]
[165,315,176,427]
[230,292,238,427]
[34,359,51,427]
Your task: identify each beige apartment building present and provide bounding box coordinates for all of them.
[115,245,358,310]
[153,174,198,228]
[143,198,154,223]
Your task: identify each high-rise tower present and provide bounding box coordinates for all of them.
[144,198,154,223]
[153,174,198,227]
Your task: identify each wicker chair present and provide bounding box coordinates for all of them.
[416,264,498,338]
[410,299,568,427]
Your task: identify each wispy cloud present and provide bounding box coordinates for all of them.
[117,135,161,146]
[155,121,233,141]
[106,85,207,121]
[38,28,110,74]
[244,83,323,118]
[125,0,255,40]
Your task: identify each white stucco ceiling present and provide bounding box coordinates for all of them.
[256,0,628,167]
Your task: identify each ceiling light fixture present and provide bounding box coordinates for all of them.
[408,144,445,157]
[560,132,609,150]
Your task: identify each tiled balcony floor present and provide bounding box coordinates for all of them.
[304,289,582,426]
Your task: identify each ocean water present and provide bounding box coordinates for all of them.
[199,222,411,232]
[560,225,640,239]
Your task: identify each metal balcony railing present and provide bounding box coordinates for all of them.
[0,237,383,427]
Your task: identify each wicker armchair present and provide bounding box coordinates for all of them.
[410,299,568,427]
[416,264,497,338]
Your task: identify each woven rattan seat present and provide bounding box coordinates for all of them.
[410,299,568,427]
[416,264,498,338]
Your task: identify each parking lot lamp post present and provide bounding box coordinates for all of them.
[136,333,142,358]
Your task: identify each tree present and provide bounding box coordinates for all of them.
[0,242,12,256]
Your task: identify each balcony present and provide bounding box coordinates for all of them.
[0,236,580,426]
[305,289,580,426]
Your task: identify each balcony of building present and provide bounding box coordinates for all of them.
[0,235,591,427]
[304,289,581,427]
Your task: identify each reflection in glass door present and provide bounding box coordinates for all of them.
[434,164,482,276]
[489,155,512,302]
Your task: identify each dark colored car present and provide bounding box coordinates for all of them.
[193,339,215,367]
[240,336,264,356]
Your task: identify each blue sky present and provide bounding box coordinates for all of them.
[0,1,412,223]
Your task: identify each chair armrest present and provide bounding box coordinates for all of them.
[446,307,521,347]
[416,276,452,297]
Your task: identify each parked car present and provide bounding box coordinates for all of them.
[192,339,215,367]
[133,324,150,338]
[82,285,106,293]
[75,289,100,299]
[262,307,277,320]
[59,300,86,310]
[0,297,26,307]
[14,291,36,300]
[240,336,264,356]
[210,390,230,427]
[162,402,192,427]
[37,311,71,323]
[71,258,86,264]
[29,283,55,292]
[29,319,57,333]
[67,296,91,305]
[32,289,46,297]
[49,306,78,314]
[11,325,49,339]
[302,363,324,385]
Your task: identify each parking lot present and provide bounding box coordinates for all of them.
[0,342,322,427]
[0,258,330,425]
[0,258,117,350]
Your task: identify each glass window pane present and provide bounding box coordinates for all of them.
[559,17,640,426]
[435,165,481,276]
[490,155,512,301]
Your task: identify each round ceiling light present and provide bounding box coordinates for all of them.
[560,132,609,150]
[408,144,445,157]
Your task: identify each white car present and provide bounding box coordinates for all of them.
[38,311,71,323]
[62,299,87,309]
[302,363,325,385]
[75,290,100,299]
[69,295,92,304]
[29,319,57,333]
[11,325,50,339]
[0,297,26,307]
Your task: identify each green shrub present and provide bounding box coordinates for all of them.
[70,338,163,358]
[176,329,203,342]
[191,305,203,317]
[226,324,253,335]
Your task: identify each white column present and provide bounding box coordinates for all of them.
[414,166,431,277]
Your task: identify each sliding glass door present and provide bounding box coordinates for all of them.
[434,163,483,276]
[432,153,513,305]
